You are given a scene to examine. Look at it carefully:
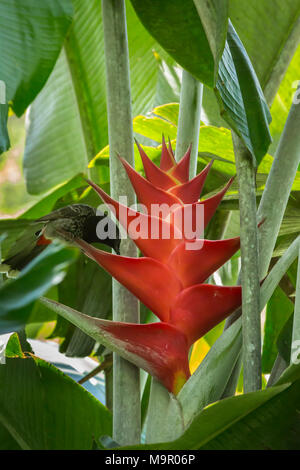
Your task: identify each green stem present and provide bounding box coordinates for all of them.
[104,365,114,413]
[233,133,261,393]
[102,0,140,445]
[224,83,300,395]
[175,69,203,178]
[257,81,300,278]
[260,236,300,309]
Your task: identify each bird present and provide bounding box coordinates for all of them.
[1,203,121,273]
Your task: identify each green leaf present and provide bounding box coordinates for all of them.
[23,0,173,194]
[23,48,90,195]
[203,2,300,130]
[0,103,9,153]
[277,313,294,365]
[0,423,21,450]
[129,2,271,164]
[269,47,300,155]
[0,0,73,116]
[0,219,34,260]
[120,382,300,449]
[0,242,77,334]
[0,0,73,151]
[262,286,294,373]
[193,0,229,75]
[0,333,112,449]
[133,115,177,143]
[215,21,272,165]
[130,0,229,88]
[20,174,86,220]
[141,374,152,428]
[63,255,112,357]
[229,0,300,105]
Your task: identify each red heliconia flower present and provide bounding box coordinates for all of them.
[76,140,242,395]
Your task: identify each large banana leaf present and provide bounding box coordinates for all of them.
[120,381,300,449]
[0,333,111,450]
[130,0,228,87]
[0,0,73,152]
[23,0,173,195]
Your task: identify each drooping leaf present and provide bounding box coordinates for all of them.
[262,286,294,373]
[0,242,77,334]
[215,21,272,165]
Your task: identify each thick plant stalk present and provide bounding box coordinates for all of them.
[258,82,300,384]
[224,83,300,394]
[233,134,261,393]
[101,0,140,445]
[257,82,300,278]
[175,69,203,177]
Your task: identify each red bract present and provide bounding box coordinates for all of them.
[77,141,242,395]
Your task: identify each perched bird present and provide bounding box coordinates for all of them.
[1,203,121,273]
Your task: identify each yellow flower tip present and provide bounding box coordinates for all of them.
[172,370,188,396]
